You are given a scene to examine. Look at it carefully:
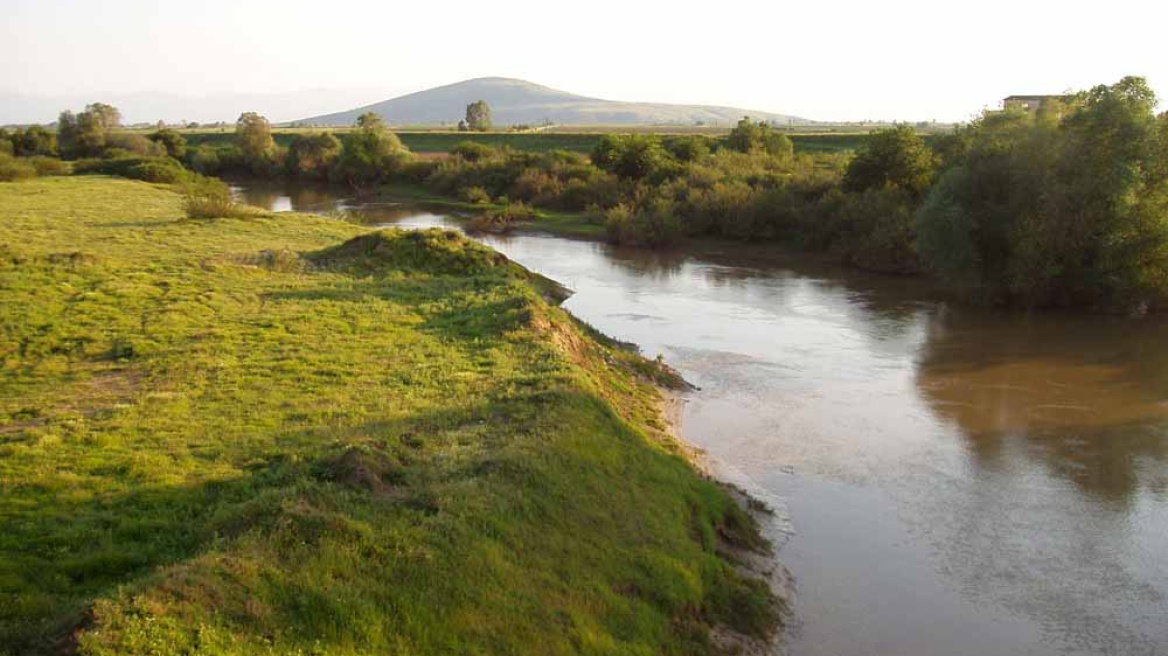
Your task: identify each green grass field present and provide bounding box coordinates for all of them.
[0,177,775,655]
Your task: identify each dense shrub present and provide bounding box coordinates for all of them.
[843,124,937,198]
[7,125,58,157]
[591,134,673,181]
[726,117,794,159]
[285,132,341,179]
[149,128,188,159]
[74,155,190,183]
[916,76,1168,309]
[27,156,69,177]
[185,144,224,175]
[831,188,919,274]
[664,135,714,162]
[182,175,246,219]
[451,141,494,162]
[604,198,683,247]
[467,201,536,233]
[128,159,189,183]
[0,152,37,182]
[459,186,492,204]
[105,133,165,157]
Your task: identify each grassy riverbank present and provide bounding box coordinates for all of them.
[0,176,777,655]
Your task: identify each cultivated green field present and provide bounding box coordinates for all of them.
[0,177,775,655]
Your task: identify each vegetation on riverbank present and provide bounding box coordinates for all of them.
[0,176,779,655]
[177,129,875,156]
[7,75,1167,310]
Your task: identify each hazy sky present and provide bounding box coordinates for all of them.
[2,0,1164,124]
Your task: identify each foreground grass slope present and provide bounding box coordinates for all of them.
[0,177,774,655]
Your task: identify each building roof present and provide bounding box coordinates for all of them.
[1003,95,1065,102]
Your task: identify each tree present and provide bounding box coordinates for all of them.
[664,135,713,162]
[85,103,121,131]
[591,134,671,180]
[332,112,411,188]
[286,132,341,179]
[57,103,122,158]
[236,112,278,174]
[843,125,937,198]
[148,128,188,159]
[10,125,58,157]
[465,100,492,132]
[726,117,793,159]
[916,77,1168,309]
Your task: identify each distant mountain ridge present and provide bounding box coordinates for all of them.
[298,77,808,127]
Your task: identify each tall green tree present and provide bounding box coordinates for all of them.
[148,128,187,159]
[465,100,492,132]
[726,117,793,159]
[332,112,411,188]
[843,125,937,198]
[57,103,122,158]
[235,112,278,174]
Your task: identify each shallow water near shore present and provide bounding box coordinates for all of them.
[237,182,1168,656]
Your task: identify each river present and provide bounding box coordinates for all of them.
[234,181,1168,656]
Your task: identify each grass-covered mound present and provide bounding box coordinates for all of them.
[0,176,776,655]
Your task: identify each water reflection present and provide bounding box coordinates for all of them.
[230,181,344,214]
[916,309,1168,503]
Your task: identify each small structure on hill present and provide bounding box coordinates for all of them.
[1002,95,1065,113]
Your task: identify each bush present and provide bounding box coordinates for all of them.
[186,145,223,175]
[285,132,341,179]
[8,125,58,157]
[0,153,37,182]
[726,117,793,159]
[149,129,188,159]
[74,155,190,183]
[128,160,189,184]
[591,134,673,181]
[459,186,492,204]
[105,133,165,157]
[27,157,69,177]
[915,76,1168,308]
[831,188,920,274]
[182,175,246,219]
[467,202,536,233]
[451,141,495,162]
[843,125,937,198]
[604,198,683,247]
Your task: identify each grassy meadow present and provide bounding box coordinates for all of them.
[0,176,776,655]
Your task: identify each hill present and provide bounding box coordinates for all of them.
[298,77,808,127]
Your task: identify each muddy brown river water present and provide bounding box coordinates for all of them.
[236,182,1168,656]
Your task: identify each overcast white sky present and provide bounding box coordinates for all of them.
[2,0,1164,124]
